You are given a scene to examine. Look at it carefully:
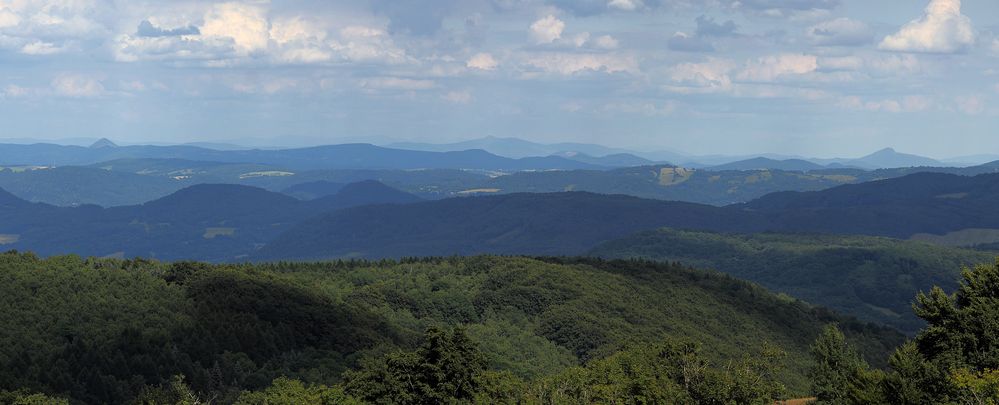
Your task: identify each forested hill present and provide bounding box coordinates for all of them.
[0,181,422,261]
[590,229,996,334]
[255,192,767,260]
[743,172,999,238]
[0,252,902,403]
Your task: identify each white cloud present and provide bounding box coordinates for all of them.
[529,15,564,44]
[51,74,104,98]
[879,0,974,53]
[0,7,21,28]
[21,40,62,55]
[807,18,872,46]
[200,2,270,55]
[521,53,638,75]
[992,39,999,54]
[593,35,619,50]
[442,90,473,104]
[665,58,736,93]
[737,54,818,82]
[467,52,498,70]
[608,0,643,11]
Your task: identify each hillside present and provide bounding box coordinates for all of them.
[255,192,765,260]
[0,252,903,403]
[0,181,422,261]
[0,166,187,206]
[707,157,828,172]
[743,172,999,239]
[590,229,996,334]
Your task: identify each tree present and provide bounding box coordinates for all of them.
[809,324,882,404]
[344,327,486,404]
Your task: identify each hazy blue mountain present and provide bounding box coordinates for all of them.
[281,180,347,200]
[255,192,765,260]
[0,166,187,206]
[809,148,943,169]
[553,152,655,167]
[707,157,827,172]
[741,172,999,238]
[0,142,604,171]
[0,180,423,261]
[387,136,641,158]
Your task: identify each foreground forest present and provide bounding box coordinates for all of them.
[0,252,908,404]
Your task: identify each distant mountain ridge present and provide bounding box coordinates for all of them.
[0,180,422,261]
[0,142,605,171]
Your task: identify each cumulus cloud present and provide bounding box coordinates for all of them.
[51,74,105,98]
[200,3,270,55]
[879,0,974,53]
[737,54,818,82]
[467,52,498,70]
[136,20,199,37]
[665,58,736,93]
[529,15,564,44]
[807,18,872,46]
[113,5,408,66]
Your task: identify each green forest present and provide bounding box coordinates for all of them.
[592,229,996,333]
[1,251,996,403]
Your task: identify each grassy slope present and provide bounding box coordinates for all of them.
[590,229,997,334]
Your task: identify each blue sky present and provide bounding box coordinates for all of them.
[0,0,997,158]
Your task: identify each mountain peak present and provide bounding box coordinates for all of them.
[89,138,118,149]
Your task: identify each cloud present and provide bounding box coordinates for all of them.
[467,52,498,70]
[879,0,974,53]
[695,15,737,37]
[807,18,872,46]
[737,54,818,82]
[665,58,736,93]
[668,32,714,52]
[592,35,619,50]
[530,15,565,44]
[992,39,999,55]
[51,74,105,98]
[608,0,643,11]
[521,52,638,75]
[602,101,677,116]
[442,90,473,104]
[136,20,199,37]
[21,40,63,55]
[200,2,270,55]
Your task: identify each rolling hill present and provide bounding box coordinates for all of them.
[0,252,904,402]
[590,228,995,334]
[0,181,422,261]
[707,157,828,172]
[255,192,766,260]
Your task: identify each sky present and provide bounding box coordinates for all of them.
[0,0,997,158]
